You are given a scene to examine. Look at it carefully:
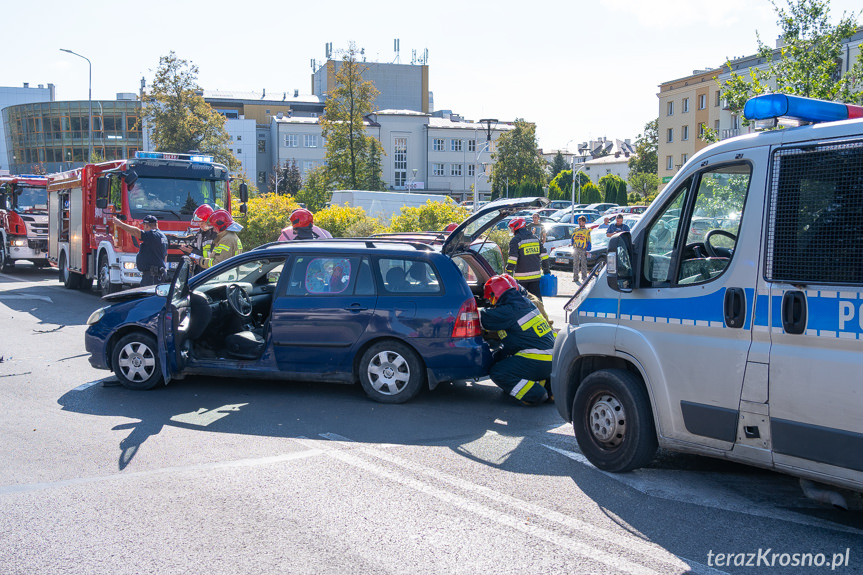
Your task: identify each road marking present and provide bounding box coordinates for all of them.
[0,294,53,303]
[313,433,717,575]
[170,403,249,427]
[0,449,326,496]
[544,444,863,536]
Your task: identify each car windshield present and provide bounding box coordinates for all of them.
[198,258,285,288]
[127,177,228,221]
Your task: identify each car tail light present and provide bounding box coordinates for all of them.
[452,298,481,338]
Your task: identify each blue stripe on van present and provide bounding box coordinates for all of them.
[762,291,862,337]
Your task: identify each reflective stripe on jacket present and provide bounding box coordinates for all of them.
[505,228,549,281]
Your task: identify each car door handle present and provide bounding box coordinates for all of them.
[723,287,746,328]
[781,290,807,335]
[344,303,368,312]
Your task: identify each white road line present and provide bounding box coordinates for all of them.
[314,433,709,575]
[0,293,53,302]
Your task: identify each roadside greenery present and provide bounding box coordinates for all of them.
[490,119,547,199]
[627,118,658,198]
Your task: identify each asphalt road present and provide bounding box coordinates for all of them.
[1,265,861,575]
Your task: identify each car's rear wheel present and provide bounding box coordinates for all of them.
[112,332,163,390]
[358,341,424,404]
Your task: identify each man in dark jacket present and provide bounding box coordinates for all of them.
[112,214,168,287]
[480,274,555,406]
[505,217,550,300]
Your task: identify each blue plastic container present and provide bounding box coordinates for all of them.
[540,273,558,297]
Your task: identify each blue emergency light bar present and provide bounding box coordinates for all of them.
[135,151,214,163]
[744,94,863,123]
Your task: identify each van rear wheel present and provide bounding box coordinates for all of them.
[572,369,657,472]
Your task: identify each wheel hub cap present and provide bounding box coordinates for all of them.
[589,394,625,445]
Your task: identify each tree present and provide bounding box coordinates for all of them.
[140,52,239,171]
[720,0,863,119]
[549,151,569,179]
[295,166,331,212]
[320,42,385,190]
[628,172,660,197]
[579,182,602,204]
[599,174,626,203]
[490,119,546,199]
[232,193,299,250]
[285,160,302,196]
[628,119,658,175]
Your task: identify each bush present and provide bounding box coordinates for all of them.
[233,193,299,249]
[314,204,377,237]
[386,200,471,233]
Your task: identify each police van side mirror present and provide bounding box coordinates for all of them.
[95,177,110,209]
[606,232,635,293]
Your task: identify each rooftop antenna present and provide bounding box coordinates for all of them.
[411,49,417,65]
[325,42,332,60]
[393,38,400,64]
[360,47,366,62]
[310,58,316,72]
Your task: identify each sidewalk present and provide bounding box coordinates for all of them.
[540,270,579,329]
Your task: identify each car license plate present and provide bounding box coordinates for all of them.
[556,257,568,264]
[168,261,178,269]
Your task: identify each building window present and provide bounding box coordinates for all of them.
[468,164,475,177]
[237,135,242,141]
[468,139,476,152]
[450,139,463,152]
[714,119,720,131]
[257,140,266,153]
[715,90,721,107]
[682,98,689,113]
[681,153,688,165]
[304,134,318,148]
[237,148,242,154]
[667,101,674,116]
[698,123,706,137]
[450,164,462,176]
[682,125,689,141]
[667,128,673,143]
[394,137,407,187]
[257,171,266,184]
[303,161,315,172]
[433,138,444,151]
[698,94,707,110]
[433,163,445,176]
[285,134,298,147]
[666,156,673,170]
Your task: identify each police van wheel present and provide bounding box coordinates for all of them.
[358,341,424,404]
[572,369,657,473]
[112,332,163,391]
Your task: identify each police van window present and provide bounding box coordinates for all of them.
[766,142,863,285]
[643,178,689,284]
[676,165,749,285]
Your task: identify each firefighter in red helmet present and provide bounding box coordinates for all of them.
[179,204,218,274]
[198,209,244,269]
[278,208,332,241]
[505,217,550,300]
[480,273,555,406]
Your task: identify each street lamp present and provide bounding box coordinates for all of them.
[571,156,590,209]
[60,48,92,163]
[473,118,497,210]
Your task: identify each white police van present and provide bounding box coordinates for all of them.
[551,94,863,494]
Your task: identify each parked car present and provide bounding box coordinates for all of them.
[585,202,618,213]
[548,200,572,210]
[84,197,548,404]
[551,211,602,225]
[542,223,579,252]
[603,205,648,216]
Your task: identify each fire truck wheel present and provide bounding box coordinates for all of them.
[112,332,163,390]
[0,246,9,271]
[98,253,120,294]
[60,253,81,289]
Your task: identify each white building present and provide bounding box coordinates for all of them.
[0,83,55,172]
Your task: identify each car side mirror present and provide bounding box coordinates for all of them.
[606,232,634,293]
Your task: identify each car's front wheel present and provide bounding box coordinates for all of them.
[358,341,424,404]
[572,369,657,472]
[112,332,163,390]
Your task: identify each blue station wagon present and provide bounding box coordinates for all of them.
[84,197,548,403]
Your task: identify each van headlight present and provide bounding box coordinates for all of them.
[86,307,106,325]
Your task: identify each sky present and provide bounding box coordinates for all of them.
[3,0,862,152]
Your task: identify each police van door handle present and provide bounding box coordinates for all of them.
[781,290,807,335]
[723,287,746,328]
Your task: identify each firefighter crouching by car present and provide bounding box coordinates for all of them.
[480,274,555,406]
[179,204,218,274]
[505,217,550,300]
[195,209,244,270]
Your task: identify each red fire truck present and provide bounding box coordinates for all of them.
[0,174,50,270]
[47,151,247,293]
